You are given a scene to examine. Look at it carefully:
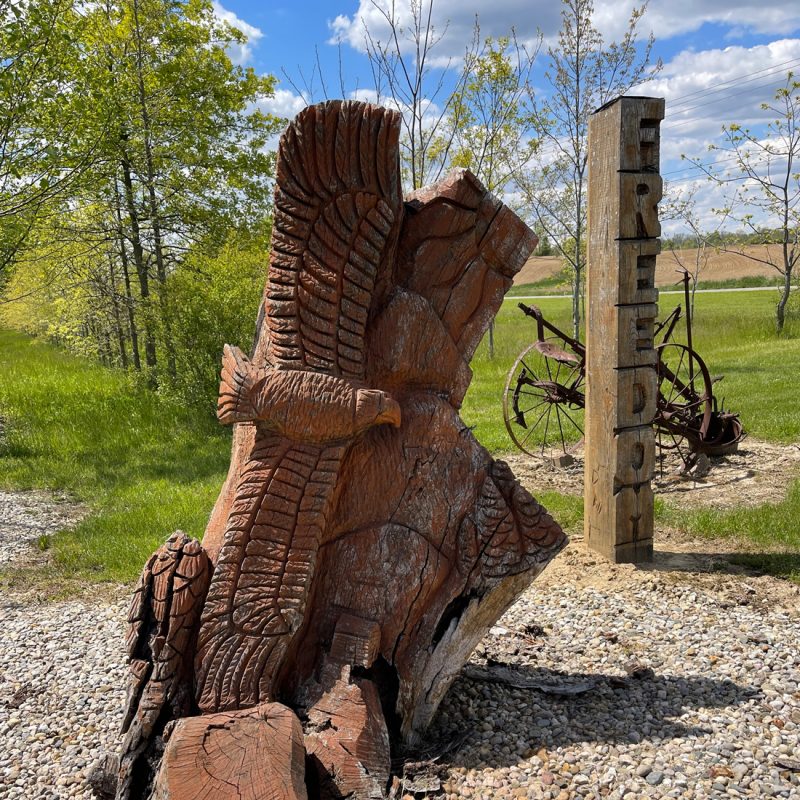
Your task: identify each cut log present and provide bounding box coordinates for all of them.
[150,702,307,800]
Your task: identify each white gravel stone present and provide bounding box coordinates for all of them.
[0,491,84,566]
[2,491,800,799]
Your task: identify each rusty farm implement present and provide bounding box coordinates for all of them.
[502,273,744,466]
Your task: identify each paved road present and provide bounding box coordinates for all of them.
[505,285,780,301]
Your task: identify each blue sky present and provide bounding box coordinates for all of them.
[212,0,800,230]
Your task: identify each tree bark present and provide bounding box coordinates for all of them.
[119,154,157,378]
[113,180,141,371]
[131,0,176,380]
[777,268,792,332]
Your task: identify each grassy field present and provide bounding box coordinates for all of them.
[506,274,788,298]
[463,290,799,451]
[461,289,800,581]
[0,288,798,587]
[0,330,231,584]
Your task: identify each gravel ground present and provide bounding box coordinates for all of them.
[426,563,800,800]
[1,493,799,799]
[0,491,85,566]
[0,600,126,799]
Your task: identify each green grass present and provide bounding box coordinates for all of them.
[505,275,570,297]
[658,481,800,583]
[463,290,800,451]
[504,274,787,299]
[0,329,231,584]
[687,275,785,290]
[462,290,800,582]
[0,288,798,587]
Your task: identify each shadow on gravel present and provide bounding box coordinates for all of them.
[424,665,759,770]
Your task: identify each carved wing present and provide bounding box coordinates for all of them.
[196,101,403,714]
[195,435,345,712]
[459,460,566,580]
[264,100,403,376]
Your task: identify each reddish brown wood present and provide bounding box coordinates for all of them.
[117,531,211,800]
[150,702,306,800]
[106,100,567,800]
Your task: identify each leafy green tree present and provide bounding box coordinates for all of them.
[445,34,538,193]
[519,0,660,339]
[3,0,282,394]
[689,73,799,332]
[97,0,281,379]
[0,0,106,279]
[168,229,269,410]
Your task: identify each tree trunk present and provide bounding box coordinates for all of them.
[107,254,129,368]
[573,265,582,341]
[131,0,177,381]
[106,101,567,800]
[776,269,792,332]
[119,154,157,379]
[114,181,141,371]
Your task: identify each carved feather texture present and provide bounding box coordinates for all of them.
[195,432,346,712]
[217,344,261,425]
[458,462,567,581]
[117,532,211,800]
[266,100,402,377]
[197,102,403,714]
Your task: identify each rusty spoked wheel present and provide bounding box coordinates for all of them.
[654,342,714,465]
[502,338,585,460]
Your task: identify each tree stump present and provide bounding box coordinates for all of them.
[104,100,567,800]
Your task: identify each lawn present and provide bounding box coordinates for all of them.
[463,289,800,451]
[0,329,231,584]
[0,288,798,586]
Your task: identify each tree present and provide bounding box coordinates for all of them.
[444,33,539,194]
[519,0,660,339]
[2,0,282,394]
[0,0,106,279]
[354,1,538,195]
[660,183,726,315]
[688,73,799,332]
[360,0,472,190]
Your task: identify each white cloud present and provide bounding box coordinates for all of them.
[328,0,551,63]
[652,40,800,231]
[255,88,307,119]
[639,0,800,40]
[329,0,800,60]
[652,40,800,164]
[212,1,263,65]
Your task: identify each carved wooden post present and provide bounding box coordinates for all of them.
[584,96,664,564]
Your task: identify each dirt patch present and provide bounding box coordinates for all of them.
[514,245,781,288]
[535,529,800,618]
[0,490,128,603]
[503,438,800,510]
[502,437,800,613]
